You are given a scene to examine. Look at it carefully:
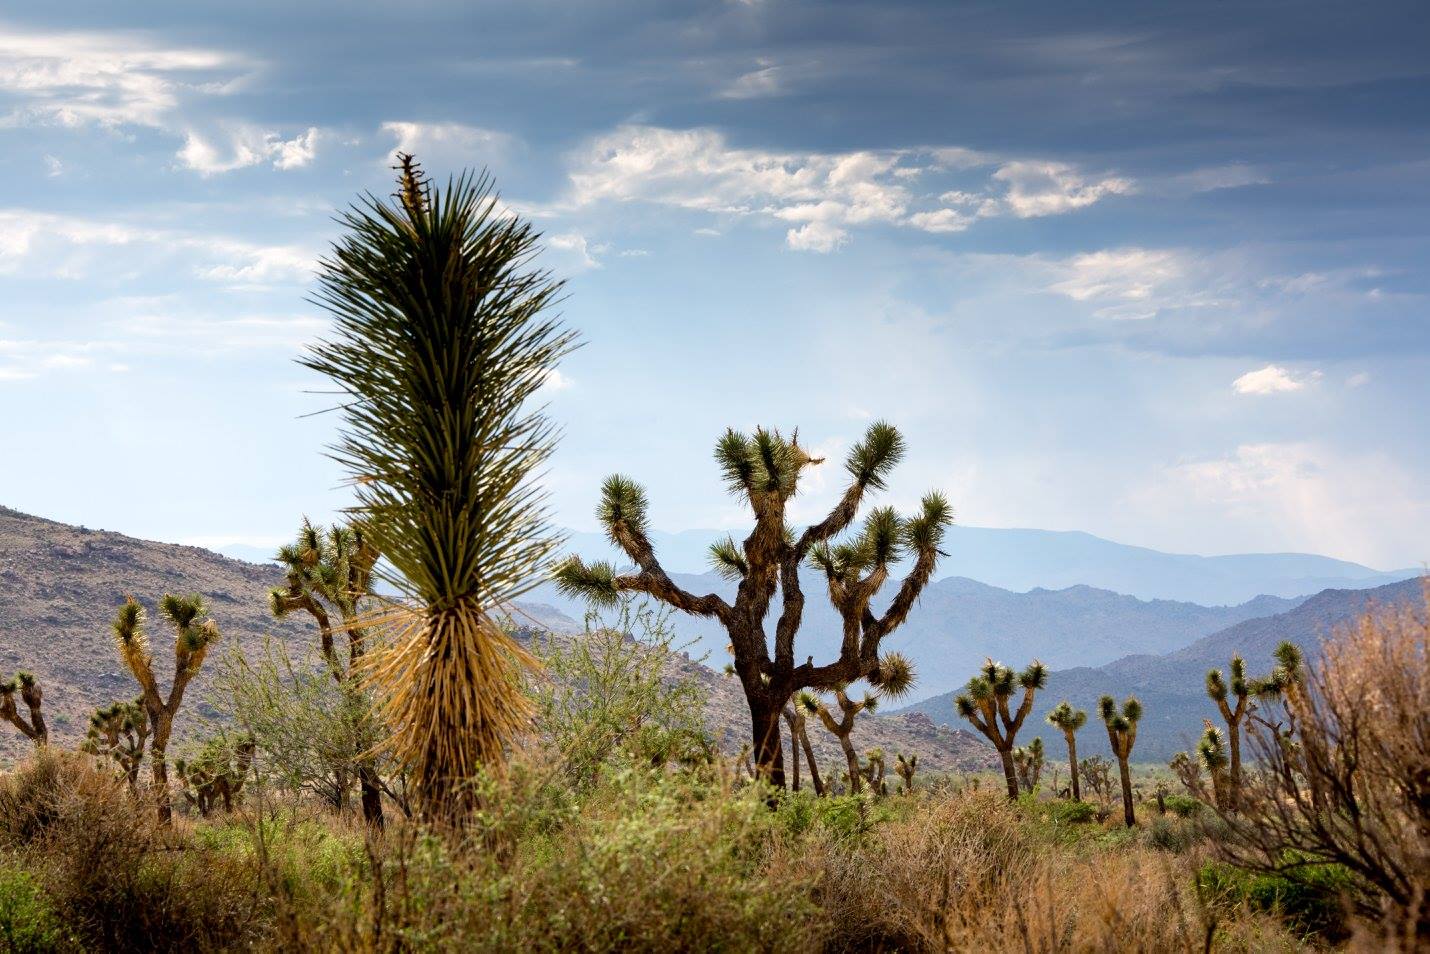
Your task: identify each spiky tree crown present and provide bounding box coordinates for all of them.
[1197,725,1228,770]
[868,651,916,699]
[1046,701,1087,732]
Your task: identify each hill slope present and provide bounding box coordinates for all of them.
[894,576,1426,761]
[556,526,1416,605]
[525,572,1303,700]
[0,507,988,773]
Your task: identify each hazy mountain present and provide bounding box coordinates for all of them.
[893,576,1426,761]
[557,526,1416,606]
[0,507,989,773]
[523,571,1304,701]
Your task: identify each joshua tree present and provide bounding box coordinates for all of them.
[555,422,951,788]
[1197,722,1230,810]
[861,748,888,795]
[83,698,150,786]
[1080,755,1113,807]
[304,155,578,819]
[1246,641,1306,732]
[0,671,46,746]
[953,658,1048,799]
[895,752,918,793]
[270,518,385,825]
[1168,750,1201,795]
[1099,694,1142,827]
[111,595,220,822]
[801,687,880,795]
[1012,736,1045,794]
[782,704,824,795]
[177,737,256,816]
[1205,654,1251,808]
[1046,701,1087,800]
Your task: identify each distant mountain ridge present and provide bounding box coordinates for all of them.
[894,576,1426,761]
[554,526,1416,606]
[523,570,1306,701]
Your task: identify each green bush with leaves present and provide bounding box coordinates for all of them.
[530,601,713,787]
[1197,859,1354,941]
[0,863,64,953]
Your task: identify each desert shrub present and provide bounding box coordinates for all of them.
[530,601,712,787]
[1163,793,1204,818]
[0,863,66,953]
[1198,860,1354,941]
[1143,816,1195,853]
[774,790,899,844]
[210,639,386,812]
[270,762,821,952]
[1218,589,1429,945]
[1045,798,1098,826]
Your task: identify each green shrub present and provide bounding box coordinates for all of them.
[1045,799,1098,825]
[0,864,65,953]
[1163,793,1203,818]
[1142,816,1194,853]
[1197,860,1354,940]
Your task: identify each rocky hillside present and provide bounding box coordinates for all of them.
[0,507,991,774]
[895,576,1426,761]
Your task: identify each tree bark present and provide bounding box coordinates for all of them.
[783,711,801,792]
[839,733,861,794]
[358,762,385,827]
[151,712,173,823]
[1118,757,1135,827]
[748,697,786,789]
[799,725,824,795]
[1227,720,1242,810]
[1066,732,1081,801]
[999,747,1019,800]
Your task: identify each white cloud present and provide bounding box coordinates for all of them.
[720,63,781,100]
[380,121,514,168]
[1346,371,1371,388]
[1046,248,1187,318]
[0,338,118,382]
[177,124,320,174]
[1137,443,1428,567]
[1232,364,1321,395]
[546,231,603,270]
[43,154,63,177]
[564,125,1132,251]
[991,160,1135,218]
[0,26,245,129]
[0,209,316,285]
[541,368,574,391]
[786,221,848,252]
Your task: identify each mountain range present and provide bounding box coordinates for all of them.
[893,576,1426,761]
[549,526,1417,606]
[0,506,989,772]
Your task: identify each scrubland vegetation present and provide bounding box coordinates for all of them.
[0,158,1424,950]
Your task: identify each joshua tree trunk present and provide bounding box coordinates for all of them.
[782,708,802,792]
[998,746,1018,800]
[1065,731,1081,801]
[150,715,173,824]
[799,724,824,795]
[1227,724,1242,808]
[1117,757,1134,827]
[749,696,786,789]
[839,732,862,794]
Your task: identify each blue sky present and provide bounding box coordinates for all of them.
[0,1,1427,569]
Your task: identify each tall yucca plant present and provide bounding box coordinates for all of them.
[304,155,577,818]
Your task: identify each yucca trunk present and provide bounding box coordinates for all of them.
[150,710,174,823]
[799,724,824,795]
[1117,756,1135,827]
[998,746,1019,800]
[1065,731,1080,800]
[748,696,787,789]
[838,733,862,795]
[1227,723,1242,809]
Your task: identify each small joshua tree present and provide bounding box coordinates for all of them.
[0,671,46,746]
[555,422,951,787]
[177,736,256,816]
[895,752,918,793]
[1197,722,1231,810]
[111,595,220,822]
[1205,654,1253,808]
[1246,641,1306,732]
[782,704,824,795]
[802,687,877,795]
[270,518,384,826]
[1045,701,1086,800]
[1169,750,1201,795]
[83,698,150,786]
[1099,694,1142,827]
[1013,736,1045,794]
[953,658,1048,799]
[861,747,888,795]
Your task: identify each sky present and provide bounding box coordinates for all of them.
[0,1,1427,571]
